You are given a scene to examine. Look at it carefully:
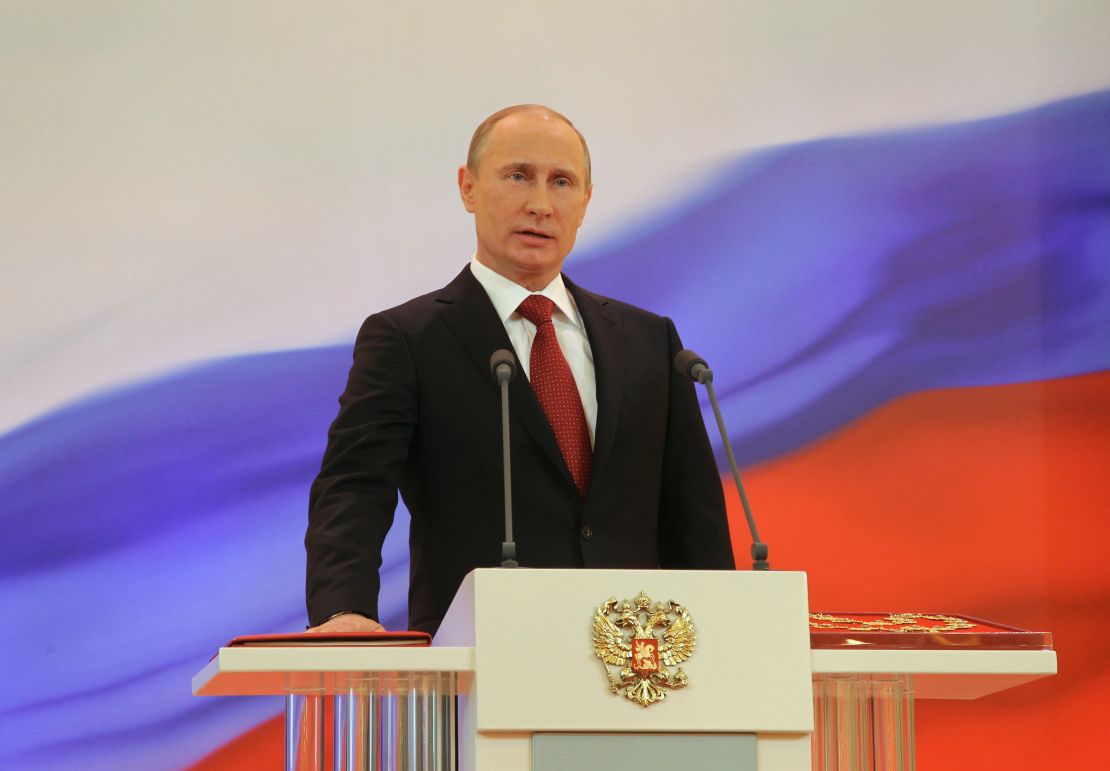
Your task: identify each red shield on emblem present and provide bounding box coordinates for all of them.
[631,637,660,675]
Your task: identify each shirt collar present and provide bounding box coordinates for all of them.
[469,256,583,328]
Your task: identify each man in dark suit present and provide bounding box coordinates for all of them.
[306,105,734,635]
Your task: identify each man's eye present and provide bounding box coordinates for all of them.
[508,172,526,182]
[553,178,571,188]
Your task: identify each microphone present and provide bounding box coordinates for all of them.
[489,349,519,567]
[674,349,770,570]
[491,348,515,384]
[674,349,711,385]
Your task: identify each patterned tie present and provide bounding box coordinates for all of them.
[516,295,593,497]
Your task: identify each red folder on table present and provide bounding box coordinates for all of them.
[223,631,431,649]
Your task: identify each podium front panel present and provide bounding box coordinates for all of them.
[435,568,813,735]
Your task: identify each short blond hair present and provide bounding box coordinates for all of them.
[466,104,592,187]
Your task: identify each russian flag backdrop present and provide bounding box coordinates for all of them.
[2,2,1107,768]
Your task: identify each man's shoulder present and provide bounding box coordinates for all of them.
[376,287,447,321]
[368,266,478,327]
[566,277,672,328]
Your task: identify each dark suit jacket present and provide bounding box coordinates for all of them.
[306,267,734,633]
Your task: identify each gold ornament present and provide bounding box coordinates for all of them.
[809,612,975,633]
[592,591,696,708]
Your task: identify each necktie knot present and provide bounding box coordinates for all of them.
[517,295,554,326]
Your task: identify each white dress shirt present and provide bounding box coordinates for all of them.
[469,257,598,444]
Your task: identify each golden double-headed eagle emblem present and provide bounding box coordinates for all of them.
[592,591,696,707]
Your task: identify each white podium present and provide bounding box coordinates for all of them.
[434,568,812,770]
[193,569,1056,770]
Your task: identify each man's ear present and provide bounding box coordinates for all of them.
[577,184,593,226]
[458,165,476,213]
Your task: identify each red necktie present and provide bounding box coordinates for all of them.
[516,295,593,497]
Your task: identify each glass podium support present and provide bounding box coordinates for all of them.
[286,692,326,771]
[285,672,457,771]
[811,674,915,771]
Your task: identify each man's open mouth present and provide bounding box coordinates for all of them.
[516,229,553,239]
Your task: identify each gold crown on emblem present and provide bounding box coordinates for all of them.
[592,590,696,708]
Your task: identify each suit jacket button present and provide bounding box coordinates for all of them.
[580,525,594,540]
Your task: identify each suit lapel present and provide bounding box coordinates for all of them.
[436,267,572,488]
[566,277,623,491]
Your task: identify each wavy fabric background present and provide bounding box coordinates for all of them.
[572,90,1110,462]
[1,89,1107,768]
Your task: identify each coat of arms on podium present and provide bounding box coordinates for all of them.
[592,591,696,707]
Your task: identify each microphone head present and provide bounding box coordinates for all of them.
[673,349,710,383]
[490,348,517,382]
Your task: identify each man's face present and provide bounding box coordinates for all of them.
[459,111,592,291]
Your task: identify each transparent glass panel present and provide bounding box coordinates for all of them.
[812,673,914,771]
[285,672,457,771]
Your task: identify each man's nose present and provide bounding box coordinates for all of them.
[525,184,554,217]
